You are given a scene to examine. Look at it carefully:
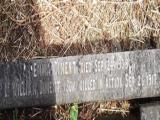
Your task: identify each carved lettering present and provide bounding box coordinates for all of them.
[4,82,10,98]
[94,60,104,72]
[33,63,37,77]
[106,77,123,88]
[79,79,96,91]
[33,62,52,77]
[80,61,92,73]
[40,80,54,95]
[55,61,77,75]
[0,49,160,109]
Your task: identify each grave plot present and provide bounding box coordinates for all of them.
[1,0,159,119]
[0,49,160,109]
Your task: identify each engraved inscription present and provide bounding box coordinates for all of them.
[105,77,123,88]
[94,60,104,72]
[54,61,77,75]
[4,81,10,98]
[33,62,52,77]
[79,79,96,91]
[0,49,160,109]
[79,61,92,73]
[142,73,157,86]
[39,80,54,95]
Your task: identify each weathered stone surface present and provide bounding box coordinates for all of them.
[141,103,160,120]
[0,49,160,109]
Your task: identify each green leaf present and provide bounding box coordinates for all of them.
[13,108,18,120]
[70,103,78,120]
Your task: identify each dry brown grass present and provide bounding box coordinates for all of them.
[0,0,159,119]
[0,101,130,120]
[0,0,159,61]
[34,0,160,46]
[52,101,130,120]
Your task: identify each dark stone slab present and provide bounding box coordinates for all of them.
[0,49,160,109]
[141,103,160,120]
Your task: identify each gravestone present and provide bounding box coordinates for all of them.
[0,49,160,109]
[141,103,160,120]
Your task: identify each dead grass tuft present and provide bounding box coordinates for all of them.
[0,0,159,119]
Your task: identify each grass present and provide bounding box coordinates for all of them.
[0,0,159,61]
[0,101,130,120]
[0,0,159,119]
[13,109,18,120]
